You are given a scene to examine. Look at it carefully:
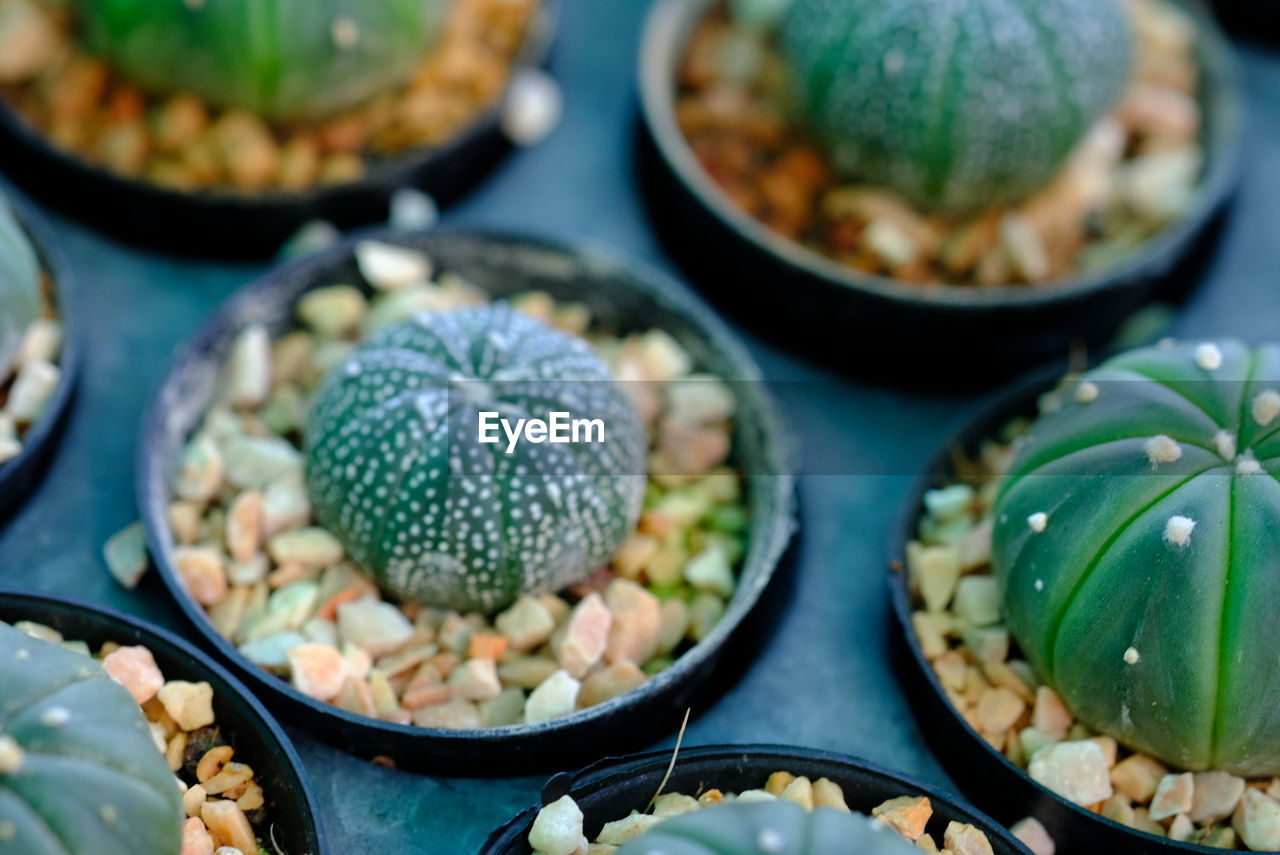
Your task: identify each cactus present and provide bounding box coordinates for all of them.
[0,196,40,381]
[72,0,450,121]
[0,621,183,855]
[778,0,1133,212]
[305,304,647,613]
[616,801,919,855]
[993,340,1280,775]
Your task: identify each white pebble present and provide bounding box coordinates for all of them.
[502,69,562,146]
[524,669,580,724]
[224,324,271,409]
[18,319,61,365]
[355,240,431,291]
[528,795,586,855]
[389,189,438,231]
[1253,390,1280,427]
[1074,381,1099,404]
[1124,647,1140,665]
[1028,741,1113,806]
[1145,435,1182,465]
[4,359,59,422]
[1164,515,1197,547]
[1194,343,1222,371]
[1027,512,1048,533]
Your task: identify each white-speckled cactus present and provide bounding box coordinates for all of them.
[0,197,39,381]
[72,0,450,120]
[779,0,1134,211]
[305,304,647,613]
[0,621,183,855]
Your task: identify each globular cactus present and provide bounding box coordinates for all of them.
[305,304,647,613]
[994,340,1280,775]
[616,800,919,855]
[0,196,39,381]
[0,621,183,855]
[779,0,1133,212]
[72,0,450,121]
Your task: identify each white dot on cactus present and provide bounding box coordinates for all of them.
[1252,390,1280,427]
[1027,512,1048,533]
[1194,343,1223,371]
[1164,515,1197,547]
[502,69,562,147]
[1237,454,1262,476]
[883,50,905,75]
[1213,429,1237,461]
[1074,381,1099,403]
[1034,578,1044,592]
[1145,435,1182,465]
[757,828,785,853]
[39,706,69,727]
[331,16,360,49]
[1123,647,1140,665]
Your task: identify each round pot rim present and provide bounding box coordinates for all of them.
[136,227,798,755]
[0,0,558,212]
[0,188,83,509]
[887,356,1241,854]
[0,585,329,855]
[637,0,1246,311]
[480,742,1032,854]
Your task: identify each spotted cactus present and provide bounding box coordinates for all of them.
[616,801,918,855]
[305,305,647,613]
[994,340,1280,775]
[72,0,449,120]
[0,621,183,855]
[0,196,39,381]
[779,0,1133,211]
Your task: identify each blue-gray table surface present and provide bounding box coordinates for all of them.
[2,2,1278,852]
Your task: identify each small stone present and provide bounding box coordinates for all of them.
[1195,343,1223,371]
[579,661,646,707]
[598,813,663,844]
[656,598,690,655]
[181,816,214,855]
[924,485,974,523]
[687,592,725,641]
[1110,754,1167,804]
[1164,515,1196,547]
[1149,772,1194,820]
[906,542,962,612]
[495,595,556,651]
[103,645,165,704]
[552,593,612,678]
[224,325,270,408]
[502,69,562,146]
[225,491,263,563]
[944,821,995,855]
[103,521,149,589]
[953,576,1000,627]
[238,632,306,670]
[652,793,701,817]
[1032,687,1073,740]
[0,0,60,84]
[1101,794,1134,826]
[222,436,300,489]
[174,547,228,607]
[157,681,215,731]
[355,240,430,291]
[1189,771,1245,823]
[389,188,438,231]
[497,656,559,690]
[286,643,347,701]
[174,436,223,501]
[524,670,580,724]
[1167,812,1194,842]
[604,579,660,665]
[412,698,480,730]
[336,596,414,657]
[267,527,343,569]
[1027,512,1047,533]
[528,795,587,855]
[1010,817,1055,855]
[872,796,932,841]
[1028,741,1113,806]
[5,359,59,422]
[1144,435,1182,465]
[683,542,735,597]
[261,475,310,536]
[974,687,1025,735]
[963,626,1009,664]
[779,776,813,809]
[19,319,61,365]
[1233,789,1280,850]
[297,285,367,338]
[1253,390,1280,427]
[449,658,502,701]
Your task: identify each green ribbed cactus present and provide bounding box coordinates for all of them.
[994,340,1280,775]
[72,0,449,120]
[616,801,919,855]
[0,621,183,855]
[0,197,40,381]
[305,305,647,613]
[779,0,1133,211]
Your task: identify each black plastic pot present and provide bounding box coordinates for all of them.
[888,359,1238,854]
[0,189,81,524]
[480,744,1032,855]
[0,3,557,259]
[636,0,1244,384]
[0,588,327,855]
[138,229,797,774]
